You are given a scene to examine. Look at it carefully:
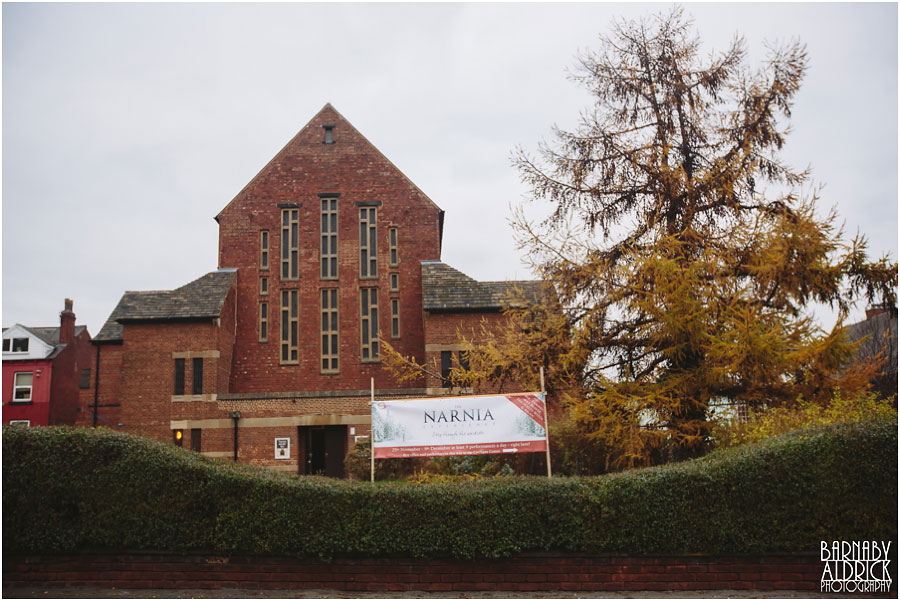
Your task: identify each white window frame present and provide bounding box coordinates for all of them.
[8,420,30,427]
[5,337,29,354]
[12,372,33,402]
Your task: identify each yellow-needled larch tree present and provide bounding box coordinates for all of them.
[485,8,896,470]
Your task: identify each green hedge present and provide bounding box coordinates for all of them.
[3,417,896,559]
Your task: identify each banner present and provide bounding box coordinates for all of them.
[371,393,547,459]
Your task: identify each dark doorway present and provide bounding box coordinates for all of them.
[298,425,347,478]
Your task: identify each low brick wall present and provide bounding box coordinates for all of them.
[2,552,827,592]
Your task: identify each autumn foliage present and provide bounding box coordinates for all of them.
[381,9,897,473]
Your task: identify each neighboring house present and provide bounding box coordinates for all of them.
[846,305,898,401]
[85,104,537,476]
[3,299,93,427]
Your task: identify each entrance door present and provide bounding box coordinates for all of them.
[298,425,347,478]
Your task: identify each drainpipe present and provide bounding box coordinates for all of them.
[230,411,240,461]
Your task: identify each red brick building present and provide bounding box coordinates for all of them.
[3,299,93,427]
[85,104,536,476]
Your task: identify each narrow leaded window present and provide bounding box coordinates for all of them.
[390,298,400,339]
[321,288,339,373]
[281,209,299,280]
[192,358,203,395]
[359,207,377,278]
[79,368,91,389]
[190,429,202,453]
[360,287,379,361]
[440,351,452,387]
[259,302,268,342]
[260,276,268,295]
[459,351,470,372]
[389,273,399,292]
[281,289,299,364]
[260,230,269,270]
[174,359,185,395]
[388,227,399,267]
[321,198,338,279]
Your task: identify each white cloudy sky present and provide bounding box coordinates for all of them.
[2,2,897,337]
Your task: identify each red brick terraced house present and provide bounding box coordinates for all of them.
[3,300,93,427]
[84,104,539,476]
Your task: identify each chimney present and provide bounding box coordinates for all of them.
[59,298,76,345]
[865,305,888,320]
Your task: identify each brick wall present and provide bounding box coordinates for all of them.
[76,343,123,428]
[48,327,94,425]
[217,104,441,396]
[423,310,526,394]
[2,552,837,593]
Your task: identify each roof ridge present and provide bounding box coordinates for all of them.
[216,104,444,222]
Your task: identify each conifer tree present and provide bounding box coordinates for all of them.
[502,8,897,467]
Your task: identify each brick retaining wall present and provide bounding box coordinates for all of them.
[3,552,830,592]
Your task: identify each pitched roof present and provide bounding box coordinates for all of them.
[846,310,898,344]
[216,103,443,221]
[25,326,89,346]
[94,270,236,343]
[421,261,542,311]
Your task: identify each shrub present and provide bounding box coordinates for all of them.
[711,390,897,449]
[343,439,425,480]
[4,418,896,559]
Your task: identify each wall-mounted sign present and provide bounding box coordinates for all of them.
[274,437,290,459]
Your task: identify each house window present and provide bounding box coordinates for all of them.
[323,125,334,144]
[388,227,399,267]
[359,207,377,278]
[8,420,30,427]
[360,287,379,361]
[390,298,400,339]
[190,428,202,452]
[259,302,268,342]
[6,338,28,353]
[440,351,452,387]
[458,351,470,372]
[321,198,338,279]
[281,289,299,364]
[389,273,399,292]
[260,276,268,295]
[192,358,203,395]
[174,359,185,395]
[260,230,269,270]
[12,372,32,402]
[79,368,91,389]
[281,209,299,280]
[321,288,339,373]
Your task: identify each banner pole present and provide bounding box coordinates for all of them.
[540,366,552,478]
[370,377,375,483]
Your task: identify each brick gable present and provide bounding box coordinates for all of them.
[216,104,443,394]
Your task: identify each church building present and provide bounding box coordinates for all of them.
[83,104,538,476]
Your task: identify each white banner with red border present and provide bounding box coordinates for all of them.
[371,393,547,459]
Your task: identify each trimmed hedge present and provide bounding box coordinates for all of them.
[3,417,896,559]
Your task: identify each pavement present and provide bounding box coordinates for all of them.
[0,588,867,599]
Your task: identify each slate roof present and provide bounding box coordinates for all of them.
[421,261,543,311]
[94,270,236,343]
[846,310,898,342]
[26,326,89,346]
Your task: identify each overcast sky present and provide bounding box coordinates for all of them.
[3,2,897,337]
